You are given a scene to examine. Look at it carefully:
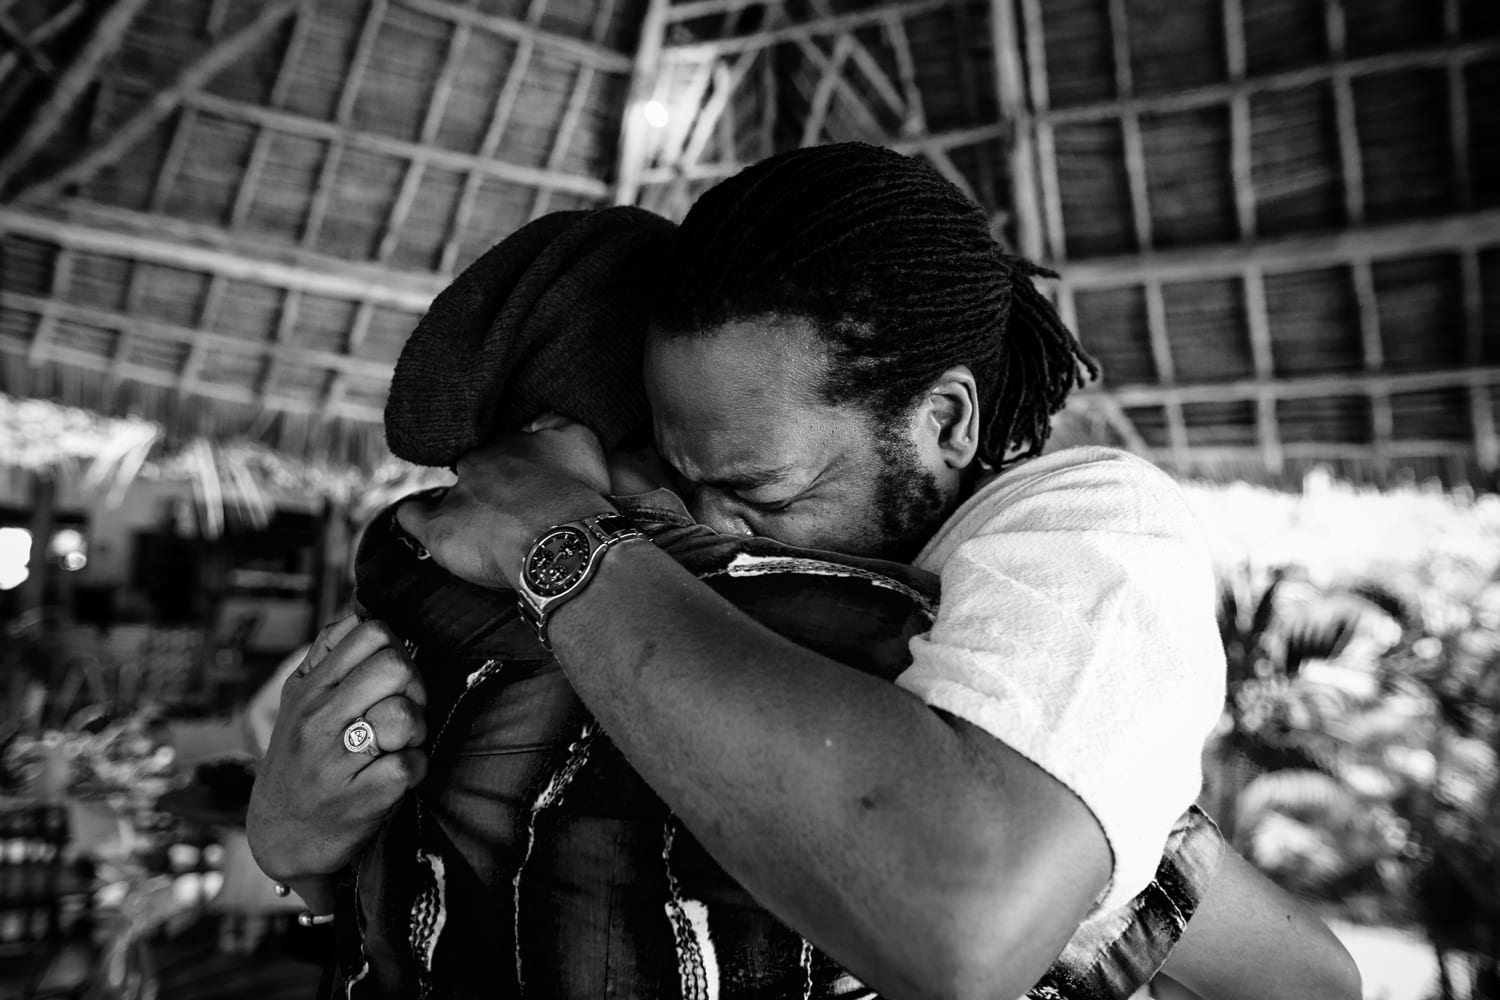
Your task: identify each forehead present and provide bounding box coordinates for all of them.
[644,316,865,484]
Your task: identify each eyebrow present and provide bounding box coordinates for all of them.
[701,465,799,491]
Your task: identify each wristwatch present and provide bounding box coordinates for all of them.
[516,512,646,649]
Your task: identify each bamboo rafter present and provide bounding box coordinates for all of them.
[6,291,395,384]
[635,120,1007,185]
[1242,267,1283,474]
[1054,208,1500,288]
[1039,36,1500,125]
[0,0,154,193]
[0,204,445,310]
[229,4,314,228]
[1090,365,1500,409]
[376,1,475,260]
[613,0,670,206]
[397,0,632,72]
[1143,281,1191,467]
[1459,249,1497,472]
[302,0,389,248]
[182,92,611,199]
[665,0,949,59]
[989,0,1042,258]
[529,0,617,219]
[0,1,86,111]
[439,0,551,272]
[1053,284,1153,456]
[1017,0,1064,260]
[13,0,305,205]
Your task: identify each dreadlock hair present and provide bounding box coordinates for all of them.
[656,142,1100,468]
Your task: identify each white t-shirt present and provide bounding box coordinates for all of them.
[896,446,1225,911]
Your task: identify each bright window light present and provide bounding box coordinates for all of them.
[642,100,670,128]
[0,527,31,591]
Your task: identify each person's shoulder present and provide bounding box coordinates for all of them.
[916,447,1197,566]
[961,446,1188,528]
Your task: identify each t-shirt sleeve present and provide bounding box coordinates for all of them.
[895,454,1225,911]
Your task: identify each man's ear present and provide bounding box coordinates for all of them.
[917,366,981,470]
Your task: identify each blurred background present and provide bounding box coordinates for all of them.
[0,0,1496,997]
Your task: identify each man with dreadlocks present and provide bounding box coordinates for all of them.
[390,144,1353,999]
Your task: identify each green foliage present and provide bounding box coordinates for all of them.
[1208,558,1500,998]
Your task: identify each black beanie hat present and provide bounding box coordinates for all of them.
[385,206,677,468]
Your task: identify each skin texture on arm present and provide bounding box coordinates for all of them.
[393,424,1105,999]
[541,540,1112,1000]
[1159,848,1361,1000]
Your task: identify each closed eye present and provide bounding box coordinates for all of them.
[739,494,795,513]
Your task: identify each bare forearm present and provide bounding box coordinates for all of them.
[1160,849,1361,1000]
[548,541,1108,1000]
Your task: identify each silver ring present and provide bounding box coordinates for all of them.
[342,717,380,757]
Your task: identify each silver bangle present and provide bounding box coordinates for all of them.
[297,910,335,927]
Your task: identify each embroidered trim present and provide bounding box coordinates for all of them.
[409,852,448,993]
[714,553,937,617]
[662,820,719,1000]
[512,722,599,994]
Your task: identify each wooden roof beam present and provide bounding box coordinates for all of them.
[1324,0,1365,228]
[0,204,445,310]
[0,1,87,112]
[529,0,616,219]
[230,4,314,228]
[397,0,632,72]
[1054,284,1153,457]
[1164,441,1481,463]
[183,91,610,199]
[665,0,779,22]
[636,121,1008,185]
[175,275,229,398]
[24,250,75,368]
[1088,364,1500,408]
[1017,0,1065,260]
[1242,267,1283,475]
[0,0,153,193]
[1143,281,1191,469]
[1223,0,1256,239]
[379,2,474,259]
[4,291,396,381]
[613,0,669,205]
[1349,258,1393,480]
[1106,0,1152,252]
[989,0,1043,259]
[1041,36,1500,125]
[258,288,302,407]
[14,0,304,204]
[1054,208,1500,287]
[303,0,389,248]
[666,0,949,58]
[1460,249,1498,473]
[439,0,550,272]
[801,35,854,146]
[1444,0,1472,211]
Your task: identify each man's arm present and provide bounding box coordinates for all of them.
[1159,849,1361,1000]
[544,538,1111,1000]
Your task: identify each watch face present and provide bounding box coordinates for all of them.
[524,526,593,597]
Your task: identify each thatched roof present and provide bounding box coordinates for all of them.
[0,0,1496,493]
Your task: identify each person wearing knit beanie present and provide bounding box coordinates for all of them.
[384,205,676,467]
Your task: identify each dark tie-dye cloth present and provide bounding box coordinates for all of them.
[332,491,1222,999]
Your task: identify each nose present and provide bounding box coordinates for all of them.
[690,488,753,537]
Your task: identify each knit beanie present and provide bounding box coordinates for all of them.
[385,206,677,467]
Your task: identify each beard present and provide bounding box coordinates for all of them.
[869,420,955,563]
